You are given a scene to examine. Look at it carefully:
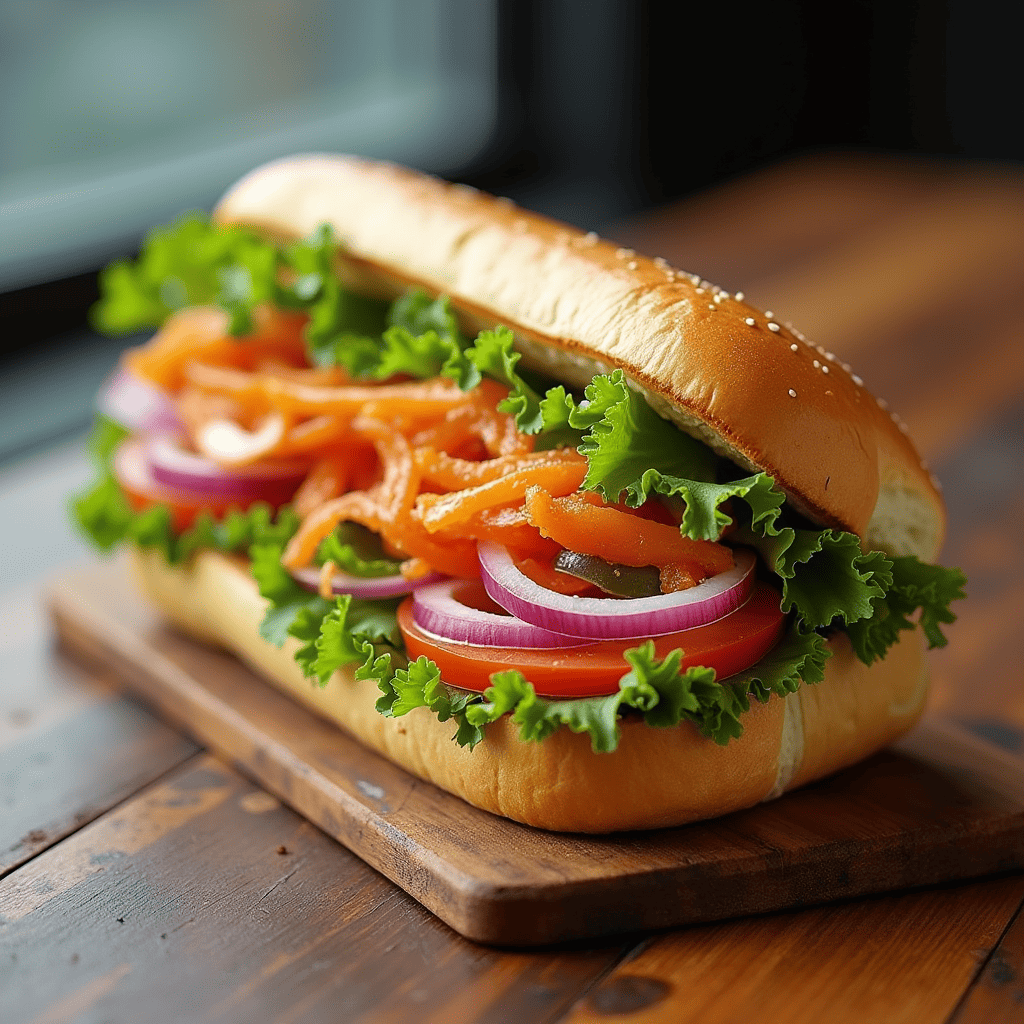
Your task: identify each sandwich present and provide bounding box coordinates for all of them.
[73,154,965,833]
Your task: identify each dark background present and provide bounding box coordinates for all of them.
[465,0,1022,212]
[2,0,1021,462]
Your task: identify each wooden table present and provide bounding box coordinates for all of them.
[2,153,1023,1022]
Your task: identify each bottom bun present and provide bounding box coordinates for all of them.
[130,547,929,833]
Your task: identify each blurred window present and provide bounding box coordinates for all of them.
[0,0,496,289]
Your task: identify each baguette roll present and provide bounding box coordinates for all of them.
[116,155,944,832]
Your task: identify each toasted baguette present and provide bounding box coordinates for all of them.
[121,155,942,832]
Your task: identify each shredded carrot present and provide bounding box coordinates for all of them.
[127,306,307,390]
[524,487,733,582]
[283,490,389,568]
[318,561,337,600]
[292,457,352,519]
[435,505,559,561]
[277,416,354,456]
[258,376,466,418]
[282,483,480,579]
[416,460,588,534]
[415,446,585,491]
[411,405,488,455]
[400,557,435,581]
[122,307,714,589]
[254,360,350,386]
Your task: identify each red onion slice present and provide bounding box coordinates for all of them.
[291,566,444,600]
[478,542,756,640]
[98,367,180,434]
[413,580,588,649]
[147,434,306,503]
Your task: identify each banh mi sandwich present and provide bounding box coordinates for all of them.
[74,155,965,833]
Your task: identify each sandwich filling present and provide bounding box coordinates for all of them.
[74,215,965,754]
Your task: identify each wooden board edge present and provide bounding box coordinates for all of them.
[45,571,1024,946]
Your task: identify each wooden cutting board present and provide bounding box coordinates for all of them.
[49,561,1024,947]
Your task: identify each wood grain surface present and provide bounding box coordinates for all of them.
[0,586,197,877]
[0,753,627,1024]
[3,152,1023,1021]
[949,900,1024,1023]
[49,562,1024,946]
[567,877,1024,1024]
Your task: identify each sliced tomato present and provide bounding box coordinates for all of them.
[398,581,787,698]
[113,438,272,532]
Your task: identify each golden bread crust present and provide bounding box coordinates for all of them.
[215,154,945,560]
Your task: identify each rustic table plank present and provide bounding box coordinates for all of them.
[926,402,1024,734]
[0,584,197,876]
[949,902,1024,1023]
[564,877,1024,1024]
[0,754,629,1024]
[739,166,1024,360]
[613,154,951,294]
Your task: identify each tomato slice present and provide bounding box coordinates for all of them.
[398,581,787,697]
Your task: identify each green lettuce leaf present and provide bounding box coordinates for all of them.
[388,290,462,342]
[570,370,717,499]
[847,557,967,664]
[287,225,390,368]
[316,523,403,578]
[251,538,401,680]
[458,326,543,432]
[621,465,898,637]
[92,213,284,336]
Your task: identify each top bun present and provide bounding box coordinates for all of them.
[215,154,945,562]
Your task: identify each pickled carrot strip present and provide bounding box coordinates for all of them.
[254,360,351,385]
[292,457,352,519]
[127,307,306,390]
[415,446,585,490]
[283,490,388,568]
[277,416,354,455]
[411,407,483,455]
[400,557,434,581]
[524,488,733,579]
[371,429,421,520]
[416,460,588,533]
[434,505,560,560]
[388,516,481,579]
[659,562,701,592]
[282,488,480,578]
[258,376,465,417]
